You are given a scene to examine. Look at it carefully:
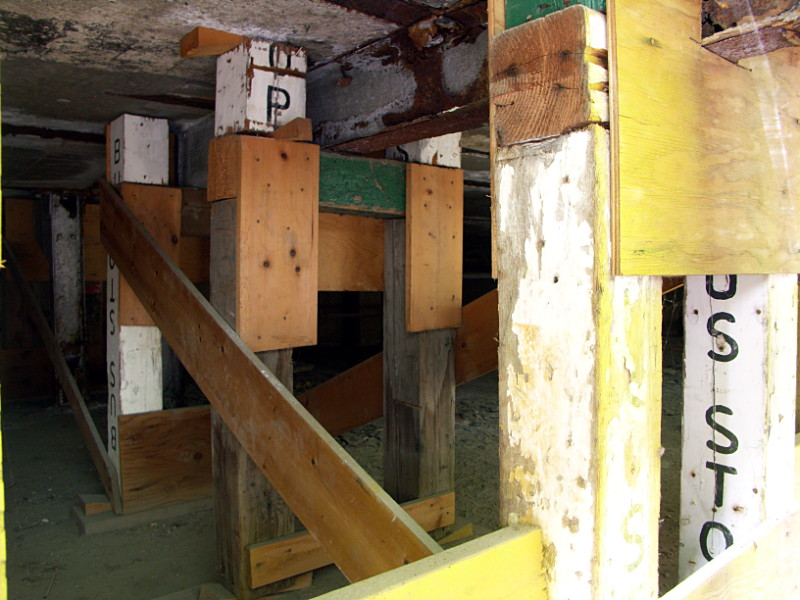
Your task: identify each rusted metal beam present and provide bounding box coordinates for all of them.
[308,1,488,152]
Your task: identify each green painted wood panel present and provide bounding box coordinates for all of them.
[319,152,406,217]
[505,0,606,29]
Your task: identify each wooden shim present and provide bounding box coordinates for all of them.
[78,493,112,516]
[3,241,121,510]
[268,117,313,142]
[300,289,499,436]
[248,492,456,589]
[319,213,383,292]
[319,152,406,217]
[99,179,440,582]
[609,2,800,275]
[208,135,318,351]
[496,127,661,598]
[505,0,606,29]
[306,527,547,600]
[490,5,608,147]
[180,26,247,58]
[662,507,800,600]
[118,405,212,514]
[118,183,182,326]
[405,164,463,332]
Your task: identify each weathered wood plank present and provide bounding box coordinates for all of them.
[505,0,606,29]
[118,405,212,514]
[309,528,547,600]
[308,2,487,152]
[248,492,456,589]
[490,5,608,146]
[680,275,797,576]
[319,213,383,292]
[384,219,455,502]
[662,507,800,600]
[319,152,406,217]
[610,1,800,275]
[405,164,463,332]
[496,126,661,599]
[99,179,440,582]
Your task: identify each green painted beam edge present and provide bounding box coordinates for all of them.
[319,152,406,218]
[504,0,606,29]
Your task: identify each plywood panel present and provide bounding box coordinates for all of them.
[455,288,498,383]
[610,1,800,275]
[118,184,182,326]
[405,164,463,332]
[235,137,318,351]
[319,213,383,291]
[118,405,212,513]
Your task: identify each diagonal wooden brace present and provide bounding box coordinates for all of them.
[99,179,440,583]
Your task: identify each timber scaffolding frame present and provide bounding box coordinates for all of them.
[5,1,800,599]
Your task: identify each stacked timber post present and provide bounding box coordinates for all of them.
[207,38,312,599]
[105,114,176,492]
[384,134,463,502]
[491,6,662,599]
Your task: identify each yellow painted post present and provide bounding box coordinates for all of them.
[0,83,7,600]
[492,8,661,598]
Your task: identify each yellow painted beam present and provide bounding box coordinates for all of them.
[661,507,800,600]
[313,527,547,600]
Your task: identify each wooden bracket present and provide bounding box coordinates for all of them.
[180,26,247,58]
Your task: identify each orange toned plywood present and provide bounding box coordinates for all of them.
[405,164,463,332]
[319,213,383,291]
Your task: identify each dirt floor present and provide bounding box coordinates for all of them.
[2,336,683,600]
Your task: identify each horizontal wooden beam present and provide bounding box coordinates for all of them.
[180,26,247,58]
[3,241,122,511]
[319,152,406,216]
[661,506,800,600]
[308,2,488,152]
[300,289,499,436]
[99,179,440,582]
[299,527,547,600]
[248,492,456,589]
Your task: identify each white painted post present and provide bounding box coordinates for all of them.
[106,114,169,478]
[496,126,662,600]
[215,40,307,136]
[386,133,462,168]
[680,274,797,577]
[50,192,84,398]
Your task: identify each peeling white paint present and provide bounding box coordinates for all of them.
[386,132,461,168]
[442,30,487,96]
[108,114,169,186]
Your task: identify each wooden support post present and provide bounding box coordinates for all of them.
[210,40,315,593]
[492,8,661,598]
[680,274,797,578]
[105,115,171,488]
[383,135,463,502]
[49,192,85,396]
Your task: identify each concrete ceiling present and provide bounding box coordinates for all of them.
[1,0,482,191]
